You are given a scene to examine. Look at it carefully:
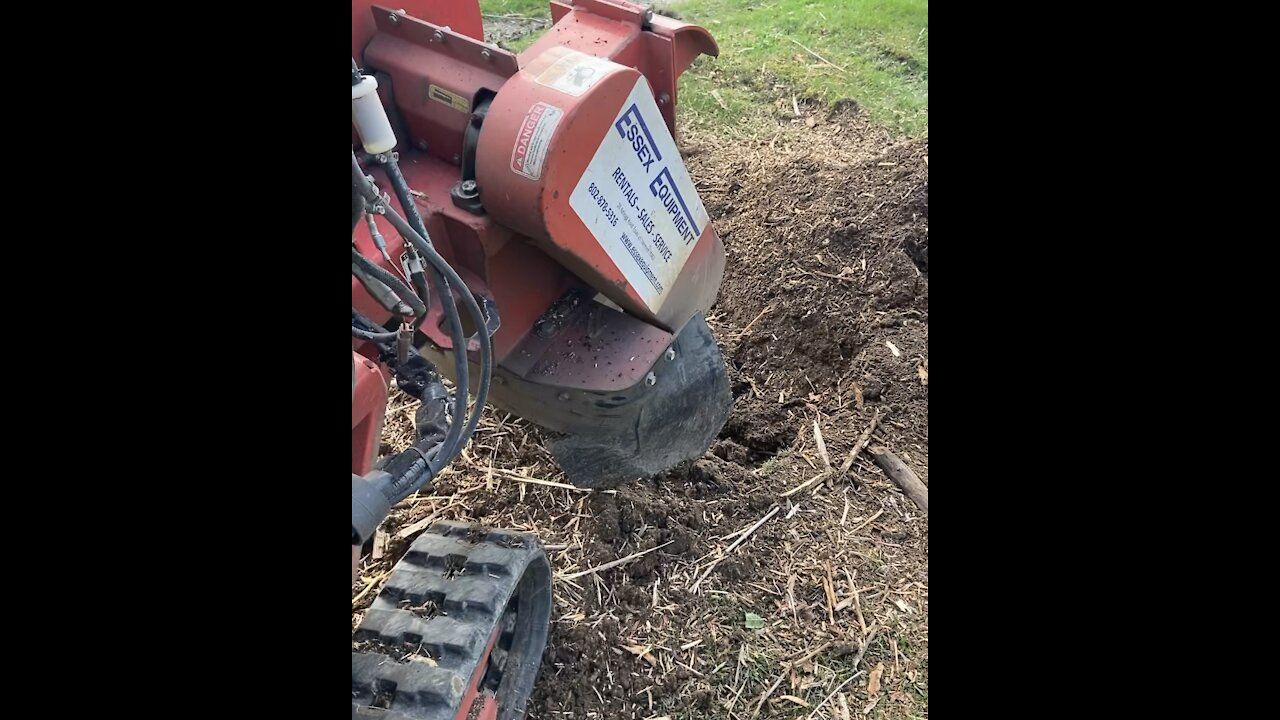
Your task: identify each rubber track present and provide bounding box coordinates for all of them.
[352,521,547,720]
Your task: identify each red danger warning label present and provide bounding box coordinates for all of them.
[510,102,564,180]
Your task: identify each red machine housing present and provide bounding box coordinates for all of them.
[351,0,721,386]
[353,5,724,717]
[475,47,725,331]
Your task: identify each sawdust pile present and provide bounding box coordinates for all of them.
[354,109,929,719]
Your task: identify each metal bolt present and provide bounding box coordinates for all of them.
[481,49,492,61]
[452,154,461,165]
[433,30,444,42]
[461,179,477,193]
[643,8,654,22]
[416,139,429,151]
[388,12,400,24]
[664,347,676,361]
[645,372,657,387]
[658,92,671,105]
[494,375,504,385]
[558,392,571,401]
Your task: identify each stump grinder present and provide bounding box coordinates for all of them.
[352,2,729,717]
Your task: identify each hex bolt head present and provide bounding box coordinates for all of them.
[558,392,571,401]
[461,180,477,193]
[665,348,676,361]
[645,372,657,387]
[388,12,400,24]
[433,30,444,42]
[481,49,492,61]
[416,139,429,151]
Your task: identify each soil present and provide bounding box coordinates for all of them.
[354,108,929,719]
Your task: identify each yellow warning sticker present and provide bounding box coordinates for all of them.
[428,84,471,113]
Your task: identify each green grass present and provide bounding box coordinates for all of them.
[669,0,927,135]
[480,0,548,14]
[478,0,927,136]
[478,0,553,50]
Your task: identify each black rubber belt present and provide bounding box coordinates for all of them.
[352,521,551,720]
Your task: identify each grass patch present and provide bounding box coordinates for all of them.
[480,0,548,16]
[479,0,927,135]
[670,0,928,135]
[755,454,785,476]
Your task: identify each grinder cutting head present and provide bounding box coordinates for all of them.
[352,0,731,487]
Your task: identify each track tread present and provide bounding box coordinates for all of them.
[352,521,546,720]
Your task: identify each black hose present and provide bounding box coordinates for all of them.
[400,227,493,479]
[357,155,466,461]
[352,325,398,342]
[358,206,491,499]
[381,157,436,311]
[387,209,492,473]
[380,155,472,467]
[407,266,431,310]
[351,246,426,318]
[382,158,433,253]
[352,187,364,234]
[351,152,492,500]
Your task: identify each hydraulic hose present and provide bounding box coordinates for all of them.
[352,325,398,342]
[382,158,432,254]
[378,154,471,468]
[392,213,493,473]
[381,158,435,311]
[354,154,468,472]
[351,246,426,318]
[351,152,493,502]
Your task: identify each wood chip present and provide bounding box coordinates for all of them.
[622,644,658,666]
[394,505,456,540]
[492,469,616,494]
[781,471,831,497]
[691,505,780,591]
[559,541,673,580]
[841,411,881,473]
[751,671,788,719]
[868,662,885,696]
[869,447,928,512]
[788,37,848,73]
[850,624,880,670]
[805,671,864,719]
[350,571,389,608]
[813,421,832,469]
[849,508,884,534]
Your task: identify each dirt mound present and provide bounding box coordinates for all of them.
[354,111,929,719]
[696,117,929,465]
